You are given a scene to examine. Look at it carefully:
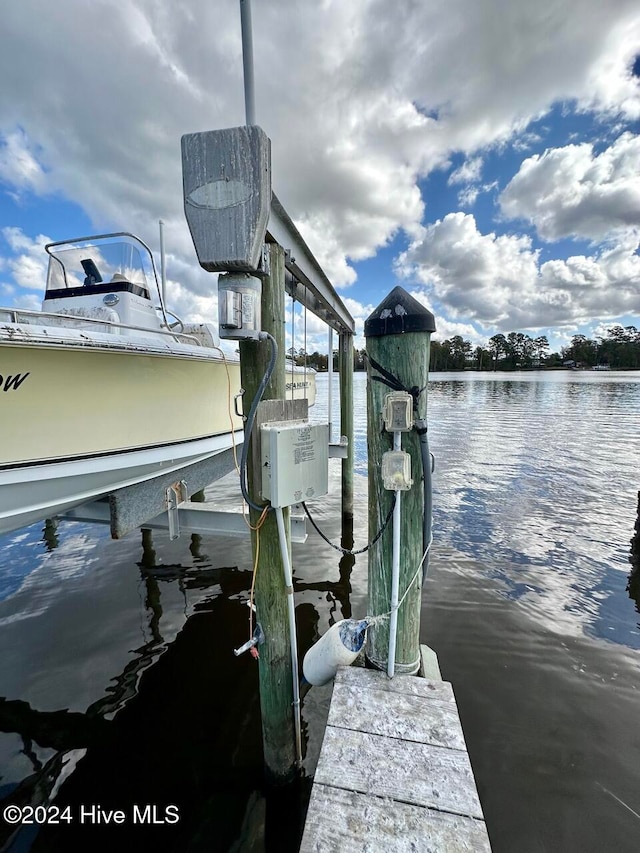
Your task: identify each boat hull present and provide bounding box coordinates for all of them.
[0,337,244,535]
[0,433,243,535]
[1,338,243,466]
[0,324,319,536]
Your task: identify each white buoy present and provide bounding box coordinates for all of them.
[302,619,369,686]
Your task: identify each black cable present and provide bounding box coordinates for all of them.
[302,494,396,556]
[239,332,278,514]
[365,352,426,410]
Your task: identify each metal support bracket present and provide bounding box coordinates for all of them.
[328,435,349,459]
[165,480,188,540]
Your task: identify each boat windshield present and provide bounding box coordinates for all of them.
[45,234,158,299]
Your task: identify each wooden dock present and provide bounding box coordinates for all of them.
[300,664,491,852]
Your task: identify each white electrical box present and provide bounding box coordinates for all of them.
[261,421,329,508]
[382,449,413,491]
[382,391,414,432]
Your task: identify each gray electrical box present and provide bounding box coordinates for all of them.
[261,422,329,508]
[181,125,271,273]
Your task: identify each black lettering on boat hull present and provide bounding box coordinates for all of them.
[1,373,30,392]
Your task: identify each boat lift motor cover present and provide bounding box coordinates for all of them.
[181,125,271,274]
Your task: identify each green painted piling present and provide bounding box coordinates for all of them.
[239,242,296,783]
[339,332,354,550]
[364,287,435,674]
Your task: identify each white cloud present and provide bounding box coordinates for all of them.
[0,130,48,196]
[1,227,50,290]
[448,156,483,186]
[457,181,498,208]
[500,132,640,241]
[410,289,485,344]
[0,0,638,301]
[397,212,640,329]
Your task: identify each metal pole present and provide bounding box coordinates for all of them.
[339,332,354,550]
[239,0,256,126]
[275,505,303,765]
[158,219,167,307]
[327,326,333,442]
[387,431,402,678]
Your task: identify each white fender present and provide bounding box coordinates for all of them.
[302,619,369,686]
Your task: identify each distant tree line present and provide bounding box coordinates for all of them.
[288,325,640,372]
[558,326,640,369]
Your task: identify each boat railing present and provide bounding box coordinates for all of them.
[0,306,202,347]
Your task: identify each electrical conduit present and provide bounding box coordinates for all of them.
[387,430,402,678]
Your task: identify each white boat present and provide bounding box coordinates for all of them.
[286,357,316,406]
[0,232,314,536]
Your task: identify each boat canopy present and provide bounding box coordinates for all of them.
[45,233,160,301]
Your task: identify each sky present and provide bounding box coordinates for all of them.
[0,0,639,355]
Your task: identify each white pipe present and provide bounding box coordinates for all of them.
[159,219,167,308]
[327,326,333,441]
[387,430,402,678]
[275,506,303,765]
[239,0,256,126]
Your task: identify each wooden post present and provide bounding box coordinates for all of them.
[364,287,435,674]
[239,242,296,784]
[339,332,354,550]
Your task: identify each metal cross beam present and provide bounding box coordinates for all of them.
[269,194,355,336]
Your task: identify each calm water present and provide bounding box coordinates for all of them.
[0,370,639,851]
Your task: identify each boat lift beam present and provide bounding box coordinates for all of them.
[59,498,308,543]
[52,444,309,542]
[268,194,354,336]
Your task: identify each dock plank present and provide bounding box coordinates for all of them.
[300,785,491,853]
[335,664,454,701]
[328,681,467,751]
[315,726,483,818]
[302,666,492,850]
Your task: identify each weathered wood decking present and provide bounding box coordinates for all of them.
[300,664,491,852]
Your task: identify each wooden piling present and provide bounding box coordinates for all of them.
[239,242,296,783]
[364,287,435,674]
[339,332,354,550]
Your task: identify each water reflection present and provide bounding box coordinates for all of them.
[627,492,640,623]
[314,369,640,644]
[0,370,639,851]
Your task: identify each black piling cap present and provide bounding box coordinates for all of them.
[364,286,436,337]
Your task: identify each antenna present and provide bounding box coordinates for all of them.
[158,219,167,306]
[239,0,256,125]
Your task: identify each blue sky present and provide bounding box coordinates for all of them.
[0,0,638,355]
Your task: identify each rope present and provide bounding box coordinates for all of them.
[290,294,295,401]
[365,538,432,627]
[213,345,241,475]
[302,494,396,556]
[247,505,269,652]
[303,291,307,401]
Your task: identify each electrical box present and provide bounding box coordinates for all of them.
[261,422,329,508]
[382,391,413,432]
[382,450,413,491]
[218,272,262,340]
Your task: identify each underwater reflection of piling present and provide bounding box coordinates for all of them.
[0,563,269,851]
[42,518,59,551]
[294,551,355,625]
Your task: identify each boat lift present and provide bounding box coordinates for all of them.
[50,134,354,543]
